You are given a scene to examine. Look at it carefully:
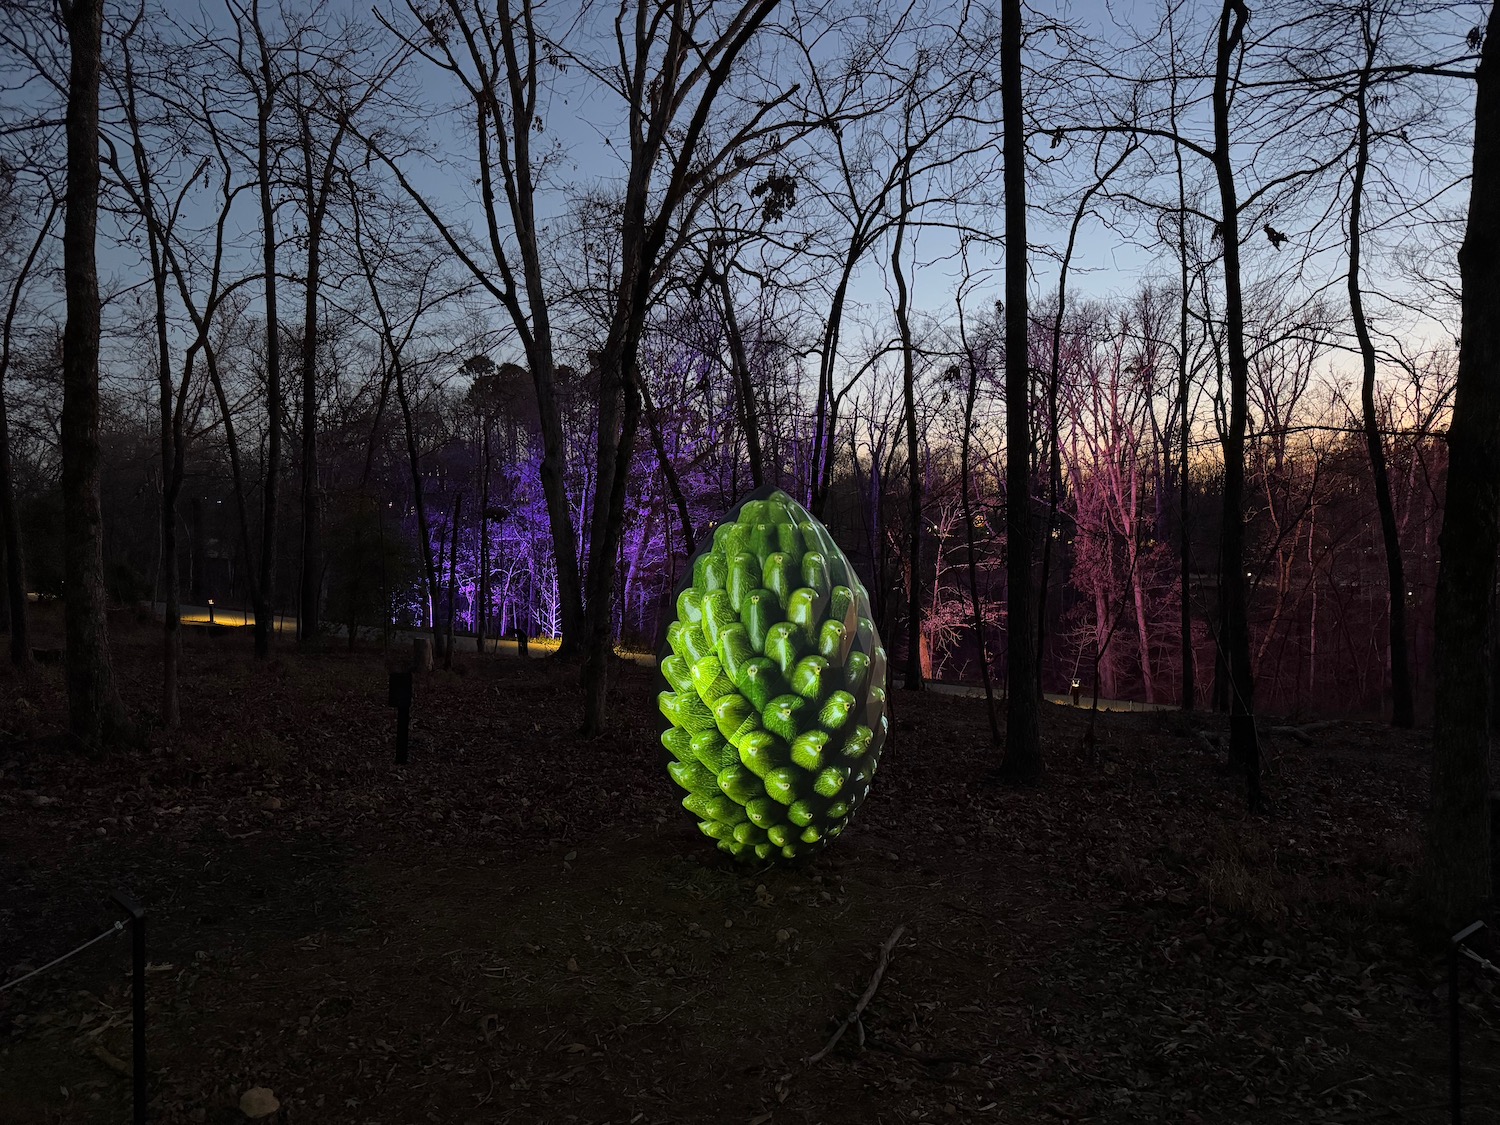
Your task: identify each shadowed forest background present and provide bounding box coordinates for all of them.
[0,0,1482,721]
[3,0,1500,1121]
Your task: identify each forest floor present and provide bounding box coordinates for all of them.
[0,607,1496,1125]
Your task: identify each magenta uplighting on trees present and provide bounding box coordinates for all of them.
[658,487,889,862]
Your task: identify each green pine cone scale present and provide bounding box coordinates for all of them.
[659,489,887,861]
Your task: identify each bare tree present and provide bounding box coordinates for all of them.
[370,0,589,657]
[890,169,924,691]
[576,0,794,735]
[1204,0,1262,808]
[0,191,52,670]
[1346,0,1415,727]
[998,0,1041,782]
[103,7,206,725]
[1426,0,1498,927]
[286,11,397,645]
[955,307,1000,744]
[60,0,129,742]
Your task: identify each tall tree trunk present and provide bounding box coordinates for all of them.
[149,200,181,728]
[60,0,127,743]
[960,361,1000,744]
[998,0,1041,781]
[1210,0,1261,810]
[1349,16,1414,728]
[119,35,184,725]
[1172,91,1195,712]
[477,417,491,654]
[580,344,642,736]
[0,202,50,670]
[0,372,26,668]
[892,193,924,691]
[1426,0,1499,927]
[640,376,695,554]
[297,203,323,644]
[294,104,348,647]
[394,360,441,634]
[1036,143,1133,697]
[718,268,764,489]
[252,3,282,661]
[444,492,462,670]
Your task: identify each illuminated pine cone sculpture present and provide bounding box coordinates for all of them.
[658,488,889,861]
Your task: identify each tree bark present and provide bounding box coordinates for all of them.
[444,492,462,670]
[998,0,1041,782]
[1171,76,1195,712]
[717,267,764,489]
[116,26,186,726]
[1210,0,1261,810]
[639,376,695,554]
[892,189,924,692]
[959,360,1000,744]
[251,0,282,660]
[0,201,50,670]
[297,123,326,645]
[393,359,441,638]
[1348,13,1414,729]
[1426,0,1500,927]
[60,0,127,744]
[477,414,491,653]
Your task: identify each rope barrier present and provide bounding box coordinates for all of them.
[0,921,126,993]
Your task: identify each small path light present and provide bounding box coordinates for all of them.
[1070,678,1082,706]
[207,598,215,625]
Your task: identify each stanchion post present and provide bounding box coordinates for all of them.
[1450,937,1461,1125]
[111,889,146,1125]
[388,671,413,765]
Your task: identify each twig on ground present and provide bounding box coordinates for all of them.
[807,923,906,1064]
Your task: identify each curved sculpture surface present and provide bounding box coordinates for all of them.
[658,487,889,861]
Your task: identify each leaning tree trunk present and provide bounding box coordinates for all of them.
[998,0,1041,781]
[892,194,924,692]
[1426,0,1500,927]
[640,377,695,554]
[60,0,127,743]
[718,268,764,489]
[1349,25,1414,729]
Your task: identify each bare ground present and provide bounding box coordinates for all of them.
[0,608,1496,1124]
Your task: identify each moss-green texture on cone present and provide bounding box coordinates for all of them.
[658,488,888,861]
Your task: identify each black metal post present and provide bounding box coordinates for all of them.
[1450,938,1461,1125]
[388,671,413,765]
[112,889,146,1125]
